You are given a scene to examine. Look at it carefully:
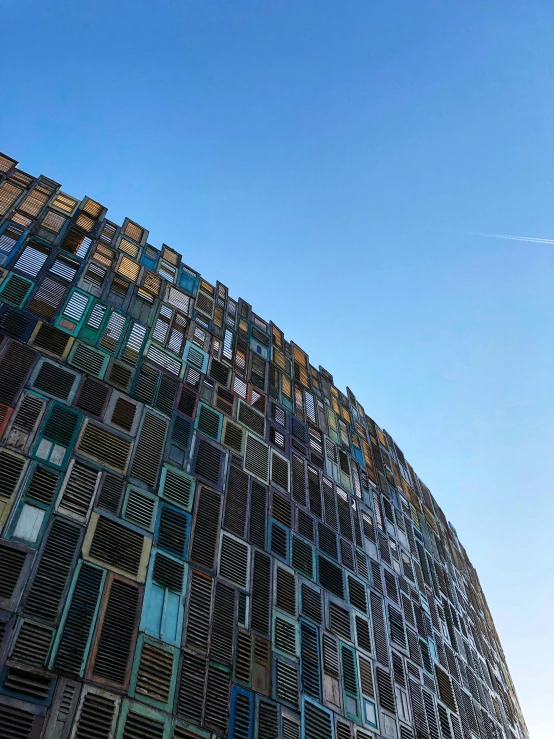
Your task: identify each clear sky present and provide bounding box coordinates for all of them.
[2,2,553,735]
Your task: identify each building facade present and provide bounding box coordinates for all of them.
[0,151,528,739]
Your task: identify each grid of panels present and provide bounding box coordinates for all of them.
[0,152,528,739]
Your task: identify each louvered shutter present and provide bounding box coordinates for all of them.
[52,562,105,675]
[91,577,140,687]
[24,516,82,623]
[129,411,167,488]
[190,485,221,570]
[300,621,321,701]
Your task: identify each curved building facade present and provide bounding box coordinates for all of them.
[0,151,528,739]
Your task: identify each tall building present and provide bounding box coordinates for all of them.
[0,150,527,739]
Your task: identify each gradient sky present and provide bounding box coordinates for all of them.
[2,2,553,736]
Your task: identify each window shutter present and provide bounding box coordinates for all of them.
[375,666,396,714]
[291,454,306,506]
[301,583,322,624]
[57,459,101,522]
[159,465,195,511]
[156,504,190,559]
[249,480,267,549]
[52,562,104,674]
[185,571,212,653]
[177,650,206,724]
[300,621,321,701]
[91,578,139,687]
[235,629,252,685]
[194,438,223,486]
[85,513,150,580]
[204,664,230,735]
[132,638,176,708]
[77,421,132,473]
[123,487,158,532]
[11,620,53,666]
[190,485,221,570]
[0,542,29,609]
[257,699,279,739]
[230,686,254,739]
[97,473,125,514]
[71,688,120,739]
[244,434,269,483]
[370,593,389,667]
[210,581,236,667]
[318,554,344,599]
[5,391,45,452]
[0,341,36,405]
[224,464,249,537]
[24,516,81,623]
[303,698,333,739]
[220,532,249,589]
[251,551,271,637]
[291,535,313,579]
[129,412,167,488]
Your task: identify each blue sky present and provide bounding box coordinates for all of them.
[2,1,553,735]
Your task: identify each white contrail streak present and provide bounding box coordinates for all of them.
[468,232,554,245]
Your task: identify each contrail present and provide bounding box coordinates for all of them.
[468,232,554,245]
